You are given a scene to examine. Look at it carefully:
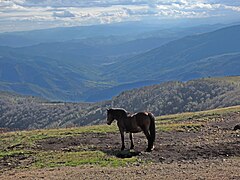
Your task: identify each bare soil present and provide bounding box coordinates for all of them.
[0,112,240,179]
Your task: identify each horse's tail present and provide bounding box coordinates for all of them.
[148,112,156,143]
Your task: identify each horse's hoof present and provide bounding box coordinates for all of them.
[146,146,154,152]
[145,148,152,152]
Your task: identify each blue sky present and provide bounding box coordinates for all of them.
[0,0,240,32]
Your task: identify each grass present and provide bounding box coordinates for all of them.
[156,106,240,131]
[0,124,118,149]
[0,150,32,158]
[155,105,240,131]
[156,105,240,123]
[0,105,240,171]
[34,151,138,168]
[0,123,131,171]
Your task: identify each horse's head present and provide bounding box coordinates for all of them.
[106,109,114,125]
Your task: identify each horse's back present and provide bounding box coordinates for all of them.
[123,116,142,133]
[135,112,151,120]
[134,112,151,128]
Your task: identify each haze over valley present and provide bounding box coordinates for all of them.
[0,23,240,102]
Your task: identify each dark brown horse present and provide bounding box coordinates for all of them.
[106,108,155,152]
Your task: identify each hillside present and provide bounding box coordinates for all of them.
[110,76,240,115]
[0,51,103,101]
[0,91,94,130]
[1,76,240,130]
[0,36,171,101]
[1,24,239,101]
[104,25,240,83]
[0,106,239,179]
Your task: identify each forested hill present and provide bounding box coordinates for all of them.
[0,76,240,130]
[110,76,240,115]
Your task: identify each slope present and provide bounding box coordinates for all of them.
[0,76,240,130]
[0,105,239,179]
[0,50,105,101]
[1,24,237,101]
[104,25,240,82]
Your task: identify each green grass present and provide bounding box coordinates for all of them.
[156,105,240,123]
[0,123,130,170]
[155,105,240,131]
[34,151,138,168]
[1,105,240,171]
[0,124,118,149]
[0,150,32,158]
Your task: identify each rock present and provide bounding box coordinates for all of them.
[233,124,240,131]
[159,157,165,162]
[197,177,205,180]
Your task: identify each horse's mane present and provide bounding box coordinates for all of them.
[109,108,127,112]
[108,108,128,118]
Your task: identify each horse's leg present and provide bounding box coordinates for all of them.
[120,129,125,151]
[142,128,152,152]
[129,133,134,149]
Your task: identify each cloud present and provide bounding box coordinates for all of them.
[223,5,240,12]
[52,10,75,18]
[0,0,240,32]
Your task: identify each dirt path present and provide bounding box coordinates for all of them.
[0,112,239,179]
[1,158,240,180]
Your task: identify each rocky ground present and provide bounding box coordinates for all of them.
[0,112,239,179]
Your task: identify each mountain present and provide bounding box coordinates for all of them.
[0,22,173,47]
[0,22,225,47]
[17,36,175,62]
[0,36,172,101]
[165,53,240,80]
[0,24,240,102]
[0,49,105,101]
[0,23,151,47]
[1,76,240,130]
[104,25,240,83]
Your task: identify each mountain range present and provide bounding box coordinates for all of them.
[105,25,240,82]
[0,23,240,101]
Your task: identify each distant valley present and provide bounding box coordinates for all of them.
[0,23,240,102]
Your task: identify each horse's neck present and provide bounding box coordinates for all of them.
[116,115,133,123]
[113,110,127,120]
[115,116,127,121]
[115,114,128,125]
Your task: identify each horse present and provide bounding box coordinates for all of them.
[106,108,156,152]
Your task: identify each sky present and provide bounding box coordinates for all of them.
[0,0,240,32]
